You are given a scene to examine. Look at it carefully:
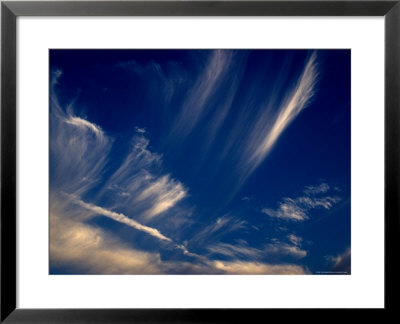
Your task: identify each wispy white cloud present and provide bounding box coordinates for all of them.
[107,136,162,184]
[170,50,235,138]
[204,52,320,205]
[134,175,187,220]
[135,126,146,134]
[304,183,330,195]
[100,135,187,222]
[65,116,105,140]
[287,234,302,246]
[50,100,112,196]
[262,182,340,221]
[207,236,307,261]
[207,241,263,260]
[74,198,172,242]
[263,198,309,221]
[298,196,340,209]
[264,238,307,259]
[244,52,319,175]
[191,215,248,244]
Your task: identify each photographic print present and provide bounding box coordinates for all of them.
[49,49,350,275]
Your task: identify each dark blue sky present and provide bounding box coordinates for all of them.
[49,49,350,275]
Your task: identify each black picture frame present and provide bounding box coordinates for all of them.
[1,0,399,322]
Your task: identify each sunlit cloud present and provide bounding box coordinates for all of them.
[50,190,200,274]
[50,222,163,274]
[50,203,163,274]
[51,204,210,274]
[213,260,309,275]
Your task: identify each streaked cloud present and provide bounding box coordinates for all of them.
[101,135,187,222]
[203,52,320,204]
[106,136,162,185]
[65,116,105,140]
[207,236,307,260]
[170,50,236,138]
[74,198,172,242]
[219,52,320,192]
[207,241,263,260]
[191,215,248,245]
[134,175,186,220]
[50,101,112,196]
[262,182,341,221]
[245,52,318,175]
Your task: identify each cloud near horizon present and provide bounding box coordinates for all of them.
[213,260,309,275]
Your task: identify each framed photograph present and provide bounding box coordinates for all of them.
[1,0,399,322]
